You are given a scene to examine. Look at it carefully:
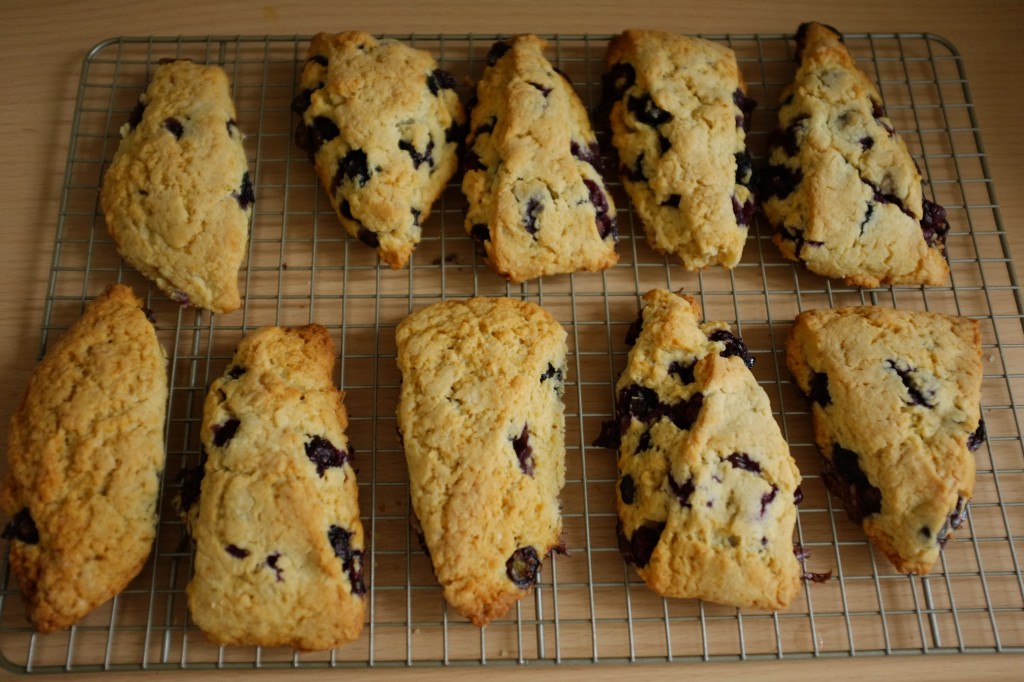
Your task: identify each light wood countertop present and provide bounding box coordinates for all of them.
[1,1,1022,679]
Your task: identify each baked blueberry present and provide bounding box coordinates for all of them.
[506,546,541,588]
[212,418,240,447]
[305,435,350,477]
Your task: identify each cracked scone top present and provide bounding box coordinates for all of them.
[395,297,567,626]
[611,289,802,610]
[787,306,984,574]
[0,284,168,633]
[762,22,950,287]
[604,30,756,270]
[101,60,252,313]
[293,32,465,269]
[187,325,365,651]
[463,35,618,282]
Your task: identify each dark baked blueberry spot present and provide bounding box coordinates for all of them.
[732,195,755,227]
[212,418,240,447]
[810,372,831,406]
[921,198,950,249]
[860,203,875,234]
[936,496,969,548]
[628,93,673,127]
[528,81,552,97]
[669,475,695,508]
[163,117,184,140]
[617,519,665,568]
[661,194,682,208]
[658,134,672,155]
[635,429,653,454]
[708,329,754,368]
[967,418,987,452]
[668,360,696,384]
[583,178,617,240]
[523,196,544,235]
[803,569,833,583]
[666,393,704,431]
[870,99,896,137]
[513,424,534,476]
[863,178,914,218]
[735,152,753,187]
[399,138,435,169]
[540,363,564,386]
[128,99,146,131]
[411,207,422,227]
[427,68,458,95]
[2,508,39,545]
[760,485,779,516]
[337,149,371,188]
[170,290,191,306]
[308,54,328,67]
[310,116,340,151]
[266,552,284,582]
[602,62,636,101]
[860,136,875,150]
[465,150,485,172]
[234,172,255,211]
[486,41,511,66]
[470,223,491,243]
[570,140,603,171]
[777,225,824,258]
[822,444,882,522]
[624,153,647,182]
[339,199,355,221]
[733,89,756,131]
[885,359,936,407]
[793,543,810,561]
[762,164,803,200]
[176,450,207,513]
[781,116,808,157]
[142,307,156,324]
[625,313,643,346]
[617,384,661,433]
[619,474,636,504]
[305,435,350,477]
[328,525,366,596]
[794,485,804,505]
[290,86,319,116]
[592,420,621,449]
[726,452,762,473]
[357,227,380,248]
[506,546,541,589]
[225,544,250,559]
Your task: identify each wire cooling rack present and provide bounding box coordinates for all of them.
[0,31,1022,673]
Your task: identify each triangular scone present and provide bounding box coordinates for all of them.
[396,298,568,625]
[612,289,802,610]
[787,306,983,574]
[293,32,465,269]
[463,35,619,282]
[101,60,252,313]
[0,284,167,632]
[187,325,365,651]
[604,30,755,269]
[762,22,949,287]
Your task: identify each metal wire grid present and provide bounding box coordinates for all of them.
[0,31,1021,673]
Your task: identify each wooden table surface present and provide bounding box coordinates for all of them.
[1,0,1022,679]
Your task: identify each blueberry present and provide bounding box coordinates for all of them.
[733,89,756,131]
[583,178,617,239]
[761,164,802,200]
[570,140,603,170]
[862,178,914,218]
[170,290,191,306]
[823,444,882,522]
[885,359,936,407]
[658,134,672,155]
[523,196,543,235]
[143,307,156,324]
[357,227,380,248]
[732,195,755,227]
[666,393,704,431]
[860,203,875,234]
[967,418,987,452]
[635,429,653,454]
[668,360,696,384]
[163,117,184,140]
[305,435,350,477]
[793,543,810,560]
[128,99,146,131]
[290,86,320,116]
[781,116,807,156]
[624,152,647,183]
[512,424,534,476]
[860,136,875,150]
[399,138,435,169]
[602,62,636,101]
[735,152,754,187]
[592,420,621,449]
[708,329,754,368]
[427,68,457,95]
[486,41,511,66]
[870,99,896,137]
[234,172,255,210]
[920,198,950,249]
[175,450,208,513]
[506,546,541,589]
[540,363,564,387]
[619,474,636,504]
[794,485,804,505]
[760,485,779,516]
[310,116,340,150]
[212,418,240,447]
[661,194,682,208]
[328,525,366,596]
[726,452,762,473]
[936,496,969,548]
[627,93,673,126]
[617,384,661,433]
[810,372,831,406]
[624,313,643,346]
[464,151,485,172]
[225,544,250,559]
[616,519,665,568]
[340,199,355,221]
[308,54,328,67]
[669,475,695,508]
[470,223,491,243]
[335,149,371,188]
[411,207,422,226]
[266,552,284,582]
[1,508,39,545]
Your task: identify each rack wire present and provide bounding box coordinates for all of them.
[1,31,1022,673]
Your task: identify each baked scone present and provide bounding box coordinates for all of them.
[463,35,618,282]
[611,289,802,610]
[787,306,983,574]
[187,325,365,651]
[0,284,168,632]
[604,30,756,270]
[293,32,465,269]
[101,59,252,313]
[395,298,568,625]
[761,22,949,287]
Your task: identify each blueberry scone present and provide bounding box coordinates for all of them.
[395,298,568,625]
[608,289,801,610]
[604,30,756,270]
[787,306,983,574]
[463,35,618,282]
[0,284,168,632]
[101,59,252,313]
[186,325,365,650]
[293,32,465,269]
[761,22,949,287]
